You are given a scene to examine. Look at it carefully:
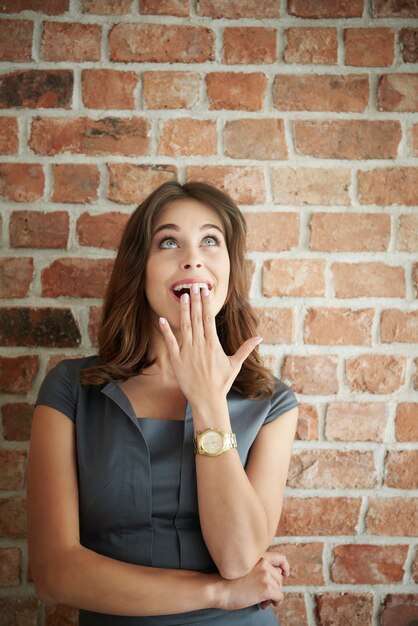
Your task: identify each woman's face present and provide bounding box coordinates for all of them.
[145,198,230,332]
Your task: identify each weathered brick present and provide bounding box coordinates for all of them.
[82,69,137,110]
[284,27,337,64]
[88,305,101,348]
[0,257,33,297]
[158,119,217,156]
[140,0,189,16]
[0,19,33,62]
[0,356,38,394]
[107,164,177,204]
[254,308,294,344]
[345,28,394,66]
[411,126,418,157]
[0,450,26,490]
[110,24,214,63]
[0,498,26,538]
[378,74,418,112]
[414,264,418,299]
[395,403,418,442]
[414,558,418,584]
[325,402,388,442]
[206,72,267,111]
[9,210,69,249]
[398,214,418,251]
[30,116,150,156]
[289,450,377,489]
[269,544,324,585]
[275,593,308,626]
[143,71,200,109]
[0,597,37,626]
[52,163,99,203]
[345,355,406,394]
[274,74,369,112]
[385,451,418,489]
[0,548,20,587]
[315,593,373,626]
[0,163,44,201]
[245,212,298,252]
[0,117,18,154]
[81,0,132,13]
[374,0,418,17]
[44,604,79,626]
[77,212,129,250]
[304,308,373,346]
[0,0,69,13]
[1,403,33,441]
[41,22,101,62]
[331,544,407,584]
[223,27,277,64]
[288,0,364,18]
[197,0,279,18]
[294,120,400,159]
[281,355,338,395]
[296,404,318,440]
[310,213,390,252]
[367,498,418,536]
[263,259,326,297]
[272,168,350,205]
[332,262,405,298]
[186,166,265,204]
[400,28,418,63]
[224,119,287,160]
[276,497,361,536]
[0,307,81,348]
[381,309,418,343]
[380,595,418,626]
[41,258,114,298]
[0,70,72,109]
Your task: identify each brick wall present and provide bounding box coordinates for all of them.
[0,1,417,624]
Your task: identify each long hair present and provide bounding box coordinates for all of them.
[80,181,275,399]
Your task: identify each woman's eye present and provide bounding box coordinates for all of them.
[203,236,218,246]
[159,238,177,249]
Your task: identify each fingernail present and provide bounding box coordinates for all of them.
[181,292,189,303]
[159,317,166,325]
[192,283,199,295]
[203,286,210,297]
[253,337,263,346]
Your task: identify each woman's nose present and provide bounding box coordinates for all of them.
[181,247,203,269]
[182,259,203,269]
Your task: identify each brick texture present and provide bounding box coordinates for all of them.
[274,74,369,112]
[284,28,337,64]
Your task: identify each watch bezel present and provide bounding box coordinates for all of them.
[200,429,224,456]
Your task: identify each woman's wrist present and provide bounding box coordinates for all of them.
[206,573,230,611]
[190,397,231,432]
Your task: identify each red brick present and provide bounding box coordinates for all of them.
[398,214,418,251]
[0,19,33,62]
[378,74,418,112]
[0,307,81,348]
[9,210,69,249]
[45,604,79,626]
[345,28,394,66]
[140,0,189,16]
[197,0,279,18]
[159,119,217,156]
[30,116,150,156]
[0,498,26,539]
[143,71,200,109]
[88,305,101,348]
[385,451,418,489]
[315,593,373,626]
[310,213,390,252]
[41,21,101,62]
[0,117,18,154]
[367,498,418,536]
[288,0,364,18]
[276,497,361,536]
[272,168,350,205]
[0,450,26,490]
[107,164,177,204]
[281,355,338,395]
[284,27,337,64]
[245,212,298,252]
[380,594,418,626]
[269,543,323,586]
[263,259,326,297]
[41,258,113,298]
[0,257,33,297]
[0,548,20,587]
[77,212,129,250]
[304,307,373,346]
[325,402,388,442]
[0,70,72,109]
[289,450,377,489]
[400,28,418,63]
[224,119,287,160]
[206,72,267,111]
[81,0,132,13]
[332,262,406,298]
[395,403,418,442]
[0,0,68,13]
[52,164,99,203]
[0,163,44,201]
[345,355,406,394]
[1,403,33,441]
[186,166,265,204]
[414,264,418,299]
[110,24,214,63]
[294,120,400,159]
[223,27,277,64]
[0,356,38,394]
[374,0,418,17]
[275,593,308,626]
[254,308,294,344]
[414,558,418,583]
[274,74,369,112]
[332,544,407,584]
[381,309,418,343]
[82,69,137,110]
[296,404,318,440]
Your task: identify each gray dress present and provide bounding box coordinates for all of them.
[36,356,298,625]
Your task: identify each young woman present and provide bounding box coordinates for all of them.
[27,181,299,625]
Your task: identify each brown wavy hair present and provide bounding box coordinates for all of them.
[80,181,275,399]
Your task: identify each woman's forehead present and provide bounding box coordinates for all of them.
[154,198,223,230]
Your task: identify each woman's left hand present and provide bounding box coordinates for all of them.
[158,284,262,407]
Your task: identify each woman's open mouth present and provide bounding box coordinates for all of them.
[171,282,212,300]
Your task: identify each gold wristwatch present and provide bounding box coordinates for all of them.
[193,428,237,457]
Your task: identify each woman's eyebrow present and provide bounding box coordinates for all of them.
[152,223,224,237]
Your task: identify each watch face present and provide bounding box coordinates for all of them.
[201,430,223,455]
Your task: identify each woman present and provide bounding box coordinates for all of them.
[27,181,299,625]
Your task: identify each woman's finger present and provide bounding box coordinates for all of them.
[179,292,193,346]
[189,283,203,342]
[158,317,180,359]
[201,285,218,344]
[230,337,263,370]
[262,551,290,577]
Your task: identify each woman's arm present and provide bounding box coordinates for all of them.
[27,405,285,616]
